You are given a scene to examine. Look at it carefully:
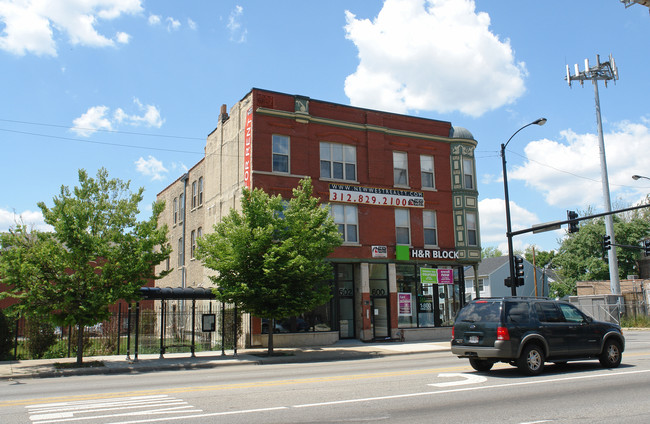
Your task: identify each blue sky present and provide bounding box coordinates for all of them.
[1,0,649,254]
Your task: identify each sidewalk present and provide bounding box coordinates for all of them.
[0,339,451,380]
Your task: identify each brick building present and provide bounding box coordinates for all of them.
[156,88,481,346]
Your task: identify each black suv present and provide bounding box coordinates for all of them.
[451,297,625,375]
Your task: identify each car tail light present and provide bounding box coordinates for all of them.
[451,326,455,339]
[497,326,510,341]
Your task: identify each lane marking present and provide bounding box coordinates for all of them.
[429,372,487,387]
[0,365,471,407]
[22,369,650,424]
[25,395,203,424]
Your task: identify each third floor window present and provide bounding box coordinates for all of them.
[320,142,356,181]
[272,135,290,173]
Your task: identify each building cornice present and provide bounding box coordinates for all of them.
[256,107,477,147]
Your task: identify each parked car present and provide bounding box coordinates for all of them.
[451,297,625,375]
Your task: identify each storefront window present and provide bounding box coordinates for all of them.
[396,264,417,328]
[396,264,461,328]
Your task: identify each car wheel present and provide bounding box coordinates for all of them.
[517,344,545,376]
[469,358,493,372]
[599,339,622,368]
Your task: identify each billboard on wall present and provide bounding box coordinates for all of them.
[329,184,424,208]
[243,107,253,189]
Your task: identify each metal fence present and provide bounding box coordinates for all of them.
[7,300,241,361]
[570,294,648,325]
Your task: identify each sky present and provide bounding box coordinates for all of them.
[1,0,649,255]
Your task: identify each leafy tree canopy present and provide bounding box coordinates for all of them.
[523,245,555,269]
[196,178,342,352]
[0,168,171,363]
[552,205,650,296]
[481,246,503,259]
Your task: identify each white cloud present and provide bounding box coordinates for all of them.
[116,31,130,44]
[148,14,161,25]
[166,17,180,31]
[187,18,196,30]
[343,0,526,116]
[135,156,168,181]
[478,198,539,243]
[227,5,247,43]
[0,207,52,232]
[0,0,142,56]
[72,99,164,136]
[72,105,113,136]
[114,98,165,128]
[509,119,650,207]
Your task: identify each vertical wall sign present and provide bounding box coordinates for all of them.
[243,107,253,189]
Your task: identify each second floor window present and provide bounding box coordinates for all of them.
[393,152,408,186]
[331,204,358,243]
[466,212,477,246]
[190,230,196,259]
[420,155,435,189]
[423,210,437,246]
[177,237,184,267]
[173,197,178,224]
[320,142,356,181]
[395,208,410,245]
[272,135,290,173]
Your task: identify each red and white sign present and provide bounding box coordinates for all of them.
[243,107,253,189]
[329,184,424,208]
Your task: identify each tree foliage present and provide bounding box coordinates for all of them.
[197,178,342,353]
[523,245,555,269]
[0,168,171,364]
[552,206,650,297]
[481,246,503,259]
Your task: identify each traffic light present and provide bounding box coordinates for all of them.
[504,277,513,288]
[567,210,579,233]
[603,235,611,251]
[644,240,650,256]
[514,255,525,286]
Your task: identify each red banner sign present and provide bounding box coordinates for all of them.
[243,107,253,189]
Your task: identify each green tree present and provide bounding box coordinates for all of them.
[481,246,503,259]
[0,168,171,364]
[197,178,342,354]
[552,207,650,296]
[523,245,555,269]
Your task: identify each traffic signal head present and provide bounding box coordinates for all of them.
[514,256,525,286]
[567,210,579,233]
[644,239,650,256]
[603,235,611,251]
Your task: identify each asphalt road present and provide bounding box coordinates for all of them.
[2,330,650,424]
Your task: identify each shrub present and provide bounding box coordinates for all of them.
[26,318,57,359]
[620,315,650,328]
[0,310,14,360]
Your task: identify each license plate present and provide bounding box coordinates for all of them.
[469,335,479,344]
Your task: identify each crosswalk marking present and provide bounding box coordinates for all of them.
[26,395,202,423]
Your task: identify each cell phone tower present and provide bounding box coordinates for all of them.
[565,54,621,297]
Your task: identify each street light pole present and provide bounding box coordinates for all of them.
[632,175,650,181]
[501,118,547,296]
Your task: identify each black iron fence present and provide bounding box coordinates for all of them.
[7,300,241,361]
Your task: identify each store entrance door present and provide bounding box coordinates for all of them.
[371,298,389,339]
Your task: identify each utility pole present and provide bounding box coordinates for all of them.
[565,55,621,296]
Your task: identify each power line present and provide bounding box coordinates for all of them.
[0,128,203,155]
[0,118,205,141]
